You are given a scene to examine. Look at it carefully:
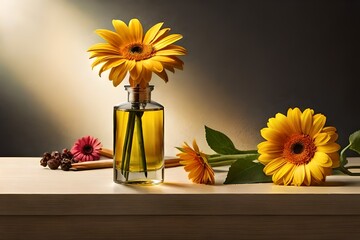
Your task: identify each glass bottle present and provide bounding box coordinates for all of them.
[113,85,164,184]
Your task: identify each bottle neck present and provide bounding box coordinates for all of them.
[126,85,154,104]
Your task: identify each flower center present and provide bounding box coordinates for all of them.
[283,134,316,165]
[130,46,142,53]
[292,143,304,154]
[121,43,154,60]
[82,144,94,155]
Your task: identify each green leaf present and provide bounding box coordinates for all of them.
[349,130,360,154]
[224,159,272,184]
[332,168,346,175]
[205,126,257,155]
[337,130,360,176]
[340,130,360,167]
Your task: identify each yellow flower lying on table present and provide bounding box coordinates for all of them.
[258,107,340,186]
[177,140,215,185]
[177,107,360,186]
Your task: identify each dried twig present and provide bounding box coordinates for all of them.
[70,148,181,170]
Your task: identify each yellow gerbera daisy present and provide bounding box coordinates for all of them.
[88,18,186,88]
[257,107,340,186]
[177,140,215,185]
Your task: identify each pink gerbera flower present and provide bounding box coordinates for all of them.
[71,136,102,162]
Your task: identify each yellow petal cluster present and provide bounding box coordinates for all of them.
[257,107,340,186]
[177,140,215,185]
[88,19,186,88]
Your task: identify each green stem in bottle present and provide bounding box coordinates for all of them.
[120,111,133,174]
[123,111,136,180]
[136,111,147,177]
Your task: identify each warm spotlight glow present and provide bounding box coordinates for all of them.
[0,0,253,156]
[0,0,120,149]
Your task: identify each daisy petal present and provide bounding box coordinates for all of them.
[308,161,325,182]
[153,34,183,50]
[155,49,186,56]
[112,64,129,87]
[150,28,170,44]
[317,143,341,153]
[143,22,164,44]
[143,59,164,73]
[328,152,340,168]
[301,108,313,135]
[293,164,306,186]
[314,133,331,146]
[272,163,294,185]
[112,19,131,42]
[87,43,119,53]
[155,70,169,83]
[95,29,123,47]
[309,114,326,137]
[257,141,283,154]
[258,153,282,164]
[304,165,312,186]
[129,18,143,42]
[263,158,287,175]
[313,152,333,167]
[283,165,296,186]
[260,128,286,144]
[267,113,292,136]
[130,61,143,80]
[287,108,302,134]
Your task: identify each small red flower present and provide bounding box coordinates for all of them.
[71,136,102,162]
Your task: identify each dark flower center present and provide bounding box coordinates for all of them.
[82,144,94,155]
[121,43,154,60]
[292,143,304,154]
[130,46,142,53]
[283,134,316,165]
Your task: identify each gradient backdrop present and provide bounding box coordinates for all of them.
[0,0,359,157]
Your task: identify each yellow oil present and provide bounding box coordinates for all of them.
[114,108,164,183]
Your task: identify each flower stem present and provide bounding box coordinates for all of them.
[345,166,360,169]
[208,153,259,162]
[209,160,237,167]
[207,153,259,167]
[336,143,360,176]
[122,111,136,181]
[336,166,360,176]
[120,111,133,174]
[136,111,147,177]
[340,144,351,165]
[236,150,259,154]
